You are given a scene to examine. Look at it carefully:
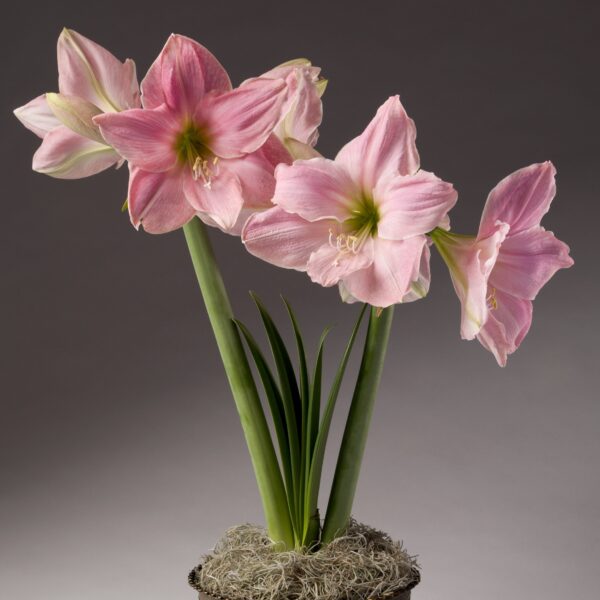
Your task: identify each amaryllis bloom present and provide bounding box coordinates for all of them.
[246,59,326,159]
[243,96,458,307]
[94,34,288,234]
[430,162,573,366]
[13,28,140,179]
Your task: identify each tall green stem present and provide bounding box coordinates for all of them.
[321,306,394,543]
[183,217,294,548]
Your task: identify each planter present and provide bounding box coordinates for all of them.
[188,522,420,600]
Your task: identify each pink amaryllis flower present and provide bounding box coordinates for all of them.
[430,162,573,366]
[243,96,458,307]
[13,28,140,179]
[94,34,288,234]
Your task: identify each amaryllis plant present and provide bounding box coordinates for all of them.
[15,29,573,551]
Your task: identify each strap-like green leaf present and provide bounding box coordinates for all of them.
[303,304,367,544]
[250,293,302,527]
[234,318,298,533]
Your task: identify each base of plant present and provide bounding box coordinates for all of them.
[188,519,420,600]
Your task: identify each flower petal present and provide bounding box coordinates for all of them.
[94,105,179,172]
[490,226,573,300]
[272,158,358,222]
[376,170,458,240]
[272,65,323,146]
[480,162,557,237]
[32,126,118,179]
[476,292,533,367]
[201,78,287,158]
[242,206,332,270]
[45,93,104,143]
[336,96,420,192]
[57,28,140,113]
[183,168,244,232]
[141,34,231,113]
[341,235,427,307]
[14,95,61,138]
[432,225,509,340]
[307,237,374,288]
[128,166,194,233]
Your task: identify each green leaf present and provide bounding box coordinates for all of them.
[303,304,367,544]
[250,293,302,531]
[282,297,310,529]
[321,306,394,544]
[234,318,297,530]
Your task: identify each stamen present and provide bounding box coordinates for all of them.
[192,157,219,189]
[487,287,498,310]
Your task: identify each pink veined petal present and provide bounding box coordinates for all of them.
[434,224,509,340]
[32,126,118,179]
[223,136,292,235]
[242,206,333,271]
[490,226,574,300]
[183,168,244,232]
[401,243,432,303]
[141,34,231,113]
[201,78,287,158]
[14,94,61,138]
[228,135,292,209]
[341,235,427,307]
[94,105,179,172]
[376,170,458,240]
[479,162,557,238]
[128,166,195,233]
[57,28,140,113]
[476,292,533,367]
[307,236,374,288]
[336,96,420,192]
[274,66,323,146]
[272,158,359,222]
[45,93,105,143]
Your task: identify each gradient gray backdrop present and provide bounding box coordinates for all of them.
[1,2,598,599]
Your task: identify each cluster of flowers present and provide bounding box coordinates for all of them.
[15,30,573,366]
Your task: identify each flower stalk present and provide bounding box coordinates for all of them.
[183,217,295,549]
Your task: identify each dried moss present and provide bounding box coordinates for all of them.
[189,520,420,600]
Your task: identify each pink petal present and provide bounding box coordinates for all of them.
[336,96,420,192]
[476,292,533,367]
[272,158,359,222]
[32,126,118,179]
[14,95,61,138]
[490,226,573,300]
[341,235,427,307]
[141,34,231,113]
[242,206,332,270]
[128,166,195,233]
[201,78,287,158]
[376,170,458,240]
[228,135,291,209]
[432,224,509,340]
[401,243,432,302]
[183,168,244,232]
[307,236,374,288]
[479,162,557,237]
[57,28,140,113]
[45,93,105,143]
[271,65,323,146]
[94,105,179,172]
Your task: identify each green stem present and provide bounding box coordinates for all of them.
[183,218,294,548]
[321,306,394,544]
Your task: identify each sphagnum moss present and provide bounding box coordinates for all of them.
[189,520,420,600]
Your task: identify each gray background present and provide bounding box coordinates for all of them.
[1,1,598,599]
